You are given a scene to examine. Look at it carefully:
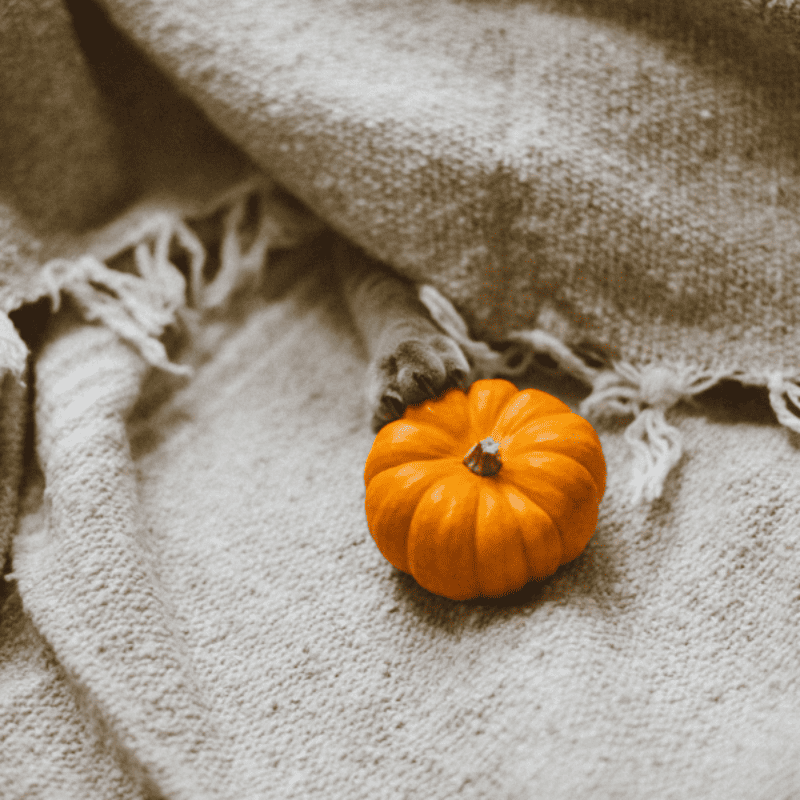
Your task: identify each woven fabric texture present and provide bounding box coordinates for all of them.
[2,0,800,797]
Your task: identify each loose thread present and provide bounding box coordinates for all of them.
[35,177,310,376]
[768,374,800,433]
[624,407,684,504]
[418,285,536,380]
[201,191,275,309]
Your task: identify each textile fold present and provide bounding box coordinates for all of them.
[0,315,28,566]
[13,317,233,800]
[3,0,800,797]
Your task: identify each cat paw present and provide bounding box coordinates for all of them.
[368,334,470,432]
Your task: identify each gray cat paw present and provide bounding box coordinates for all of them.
[368,334,470,432]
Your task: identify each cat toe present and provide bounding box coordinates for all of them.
[368,335,470,431]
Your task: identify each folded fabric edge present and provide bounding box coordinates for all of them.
[0,315,29,568]
[420,283,800,506]
[2,174,329,794]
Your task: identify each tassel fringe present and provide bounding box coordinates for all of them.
[579,361,724,504]
[622,408,684,505]
[43,254,191,376]
[34,175,319,375]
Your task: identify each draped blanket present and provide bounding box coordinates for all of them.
[2,1,800,798]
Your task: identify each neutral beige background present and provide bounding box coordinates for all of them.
[5,248,799,798]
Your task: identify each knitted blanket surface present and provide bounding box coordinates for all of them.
[2,0,800,798]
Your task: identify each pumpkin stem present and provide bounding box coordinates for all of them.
[463,437,502,476]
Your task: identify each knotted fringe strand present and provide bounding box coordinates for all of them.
[768,374,800,433]
[621,408,683,505]
[579,362,725,504]
[42,254,191,376]
[36,176,316,376]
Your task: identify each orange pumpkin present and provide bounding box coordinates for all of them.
[364,379,606,600]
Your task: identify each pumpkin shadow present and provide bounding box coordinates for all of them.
[390,568,548,621]
[389,539,623,634]
[388,570,519,633]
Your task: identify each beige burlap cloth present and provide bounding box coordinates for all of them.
[2,0,800,797]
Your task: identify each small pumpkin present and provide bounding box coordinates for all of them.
[364,379,606,600]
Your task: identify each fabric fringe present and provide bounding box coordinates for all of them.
[419,284,770,505]
[32,175,316,376]
[42,254,191,376]
[579,362,724,504]
[767,374,800,433]
[418,284,536,380]
[22,212,800,507]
